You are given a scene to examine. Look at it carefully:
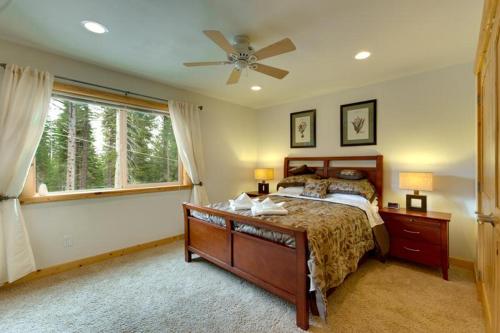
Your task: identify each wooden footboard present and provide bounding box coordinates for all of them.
[183,203,310,330]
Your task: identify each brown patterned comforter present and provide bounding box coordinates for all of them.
[191,195,385,317]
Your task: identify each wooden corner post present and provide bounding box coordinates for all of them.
[295,229,309,330]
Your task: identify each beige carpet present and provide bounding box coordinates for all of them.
[0,240,484,333]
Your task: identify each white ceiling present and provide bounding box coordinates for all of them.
[0,0,483,109]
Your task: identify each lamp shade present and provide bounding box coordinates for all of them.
[254,168,274,181]
[399,172,433,191]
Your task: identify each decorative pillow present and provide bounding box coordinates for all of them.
[278,186,305,196]
[277,174,321,189]
[289,164,317,175]
[328,178,376,202]
[301,179,330,199]
[336,169,365,180]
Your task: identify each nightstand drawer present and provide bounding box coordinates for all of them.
[391,237,441,267]
[388,213,442,225]
[384,217,441,245]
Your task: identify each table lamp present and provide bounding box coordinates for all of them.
[254,168,274,194]
[399,172,433,212]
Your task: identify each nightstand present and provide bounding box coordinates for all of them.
[379,208,451,280]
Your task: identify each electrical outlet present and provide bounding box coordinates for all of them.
[63,235,73,248]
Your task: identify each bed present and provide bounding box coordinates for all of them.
[183,155,387,330]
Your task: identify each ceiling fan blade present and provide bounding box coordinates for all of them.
[226,68,241,84]
[253,38,296,61]
[183,61,231,67]
[252,63,289,79]
[203,30,235,54]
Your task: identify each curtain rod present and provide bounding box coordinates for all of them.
[0,63,203,110]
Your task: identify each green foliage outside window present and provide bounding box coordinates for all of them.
[35,96,179,193]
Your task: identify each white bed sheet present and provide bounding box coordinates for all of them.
[270,189,384,228]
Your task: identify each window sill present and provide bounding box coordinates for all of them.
[20,184,193,205]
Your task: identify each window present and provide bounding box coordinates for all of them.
[126,109,179,186]
[34,93,181,195]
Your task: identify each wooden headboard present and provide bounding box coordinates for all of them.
[284,155,384,209]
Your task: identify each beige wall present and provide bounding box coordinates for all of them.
[0,39,258,268]
[0,38,477,266]
[256,63,476,260]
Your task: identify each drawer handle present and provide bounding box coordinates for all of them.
[403,229,420,234]
[408,218,415,222]
[403,246,421,252]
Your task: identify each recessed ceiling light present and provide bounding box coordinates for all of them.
[251,85,262,91]
[354,51,371,60]
[81,20,109,34]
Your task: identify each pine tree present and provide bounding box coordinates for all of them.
[102,107,117,187]
[73,104,106,190]
[77,104,90,189]
[35,119,53,189]
[49,100,71,192]
[152,115,178,182]
[127,111,156,183]
[66,102,76,191]
[166,115,178,182]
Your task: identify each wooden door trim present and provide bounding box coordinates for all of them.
[476,1,500,332]
[477,279,493,332]
[476,0,499,74]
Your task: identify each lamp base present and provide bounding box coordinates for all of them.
[406,194,427,212]
[258,182,269,194]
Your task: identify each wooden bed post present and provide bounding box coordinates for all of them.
[183,205,192,262]
[225,217,233,265]
[375,155,383,210]
[323,160,329,177]
[284,158,290,178]
[295,230,309,330]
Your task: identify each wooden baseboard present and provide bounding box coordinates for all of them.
[449,257,475,271]
[1,234,184,288]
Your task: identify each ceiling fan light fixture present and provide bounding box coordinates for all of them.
[251,85,262,91]
[354,51,371,60]
[81,20,109,34]
[186,30,296,85]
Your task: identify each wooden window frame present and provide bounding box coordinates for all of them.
[20,82,192,205]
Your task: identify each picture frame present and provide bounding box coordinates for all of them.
[340,99,377,146]
[290,109,316,148]
[406,194,428,212]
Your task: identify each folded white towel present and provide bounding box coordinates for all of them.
[251,197,288,216]
[229,192,255,210]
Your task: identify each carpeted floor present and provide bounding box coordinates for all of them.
[0,240,484,333]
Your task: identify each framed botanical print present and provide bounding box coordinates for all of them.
[340,99,377,146]
[290,109,316,148]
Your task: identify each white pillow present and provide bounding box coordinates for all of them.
[278,186,304,196]
[371,197,379,212]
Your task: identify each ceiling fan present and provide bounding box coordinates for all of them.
[184,30,296,85]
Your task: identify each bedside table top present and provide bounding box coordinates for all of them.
[379,207,451,222]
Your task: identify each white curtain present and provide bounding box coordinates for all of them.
[170,100,209,205]
[0,64,53,283]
